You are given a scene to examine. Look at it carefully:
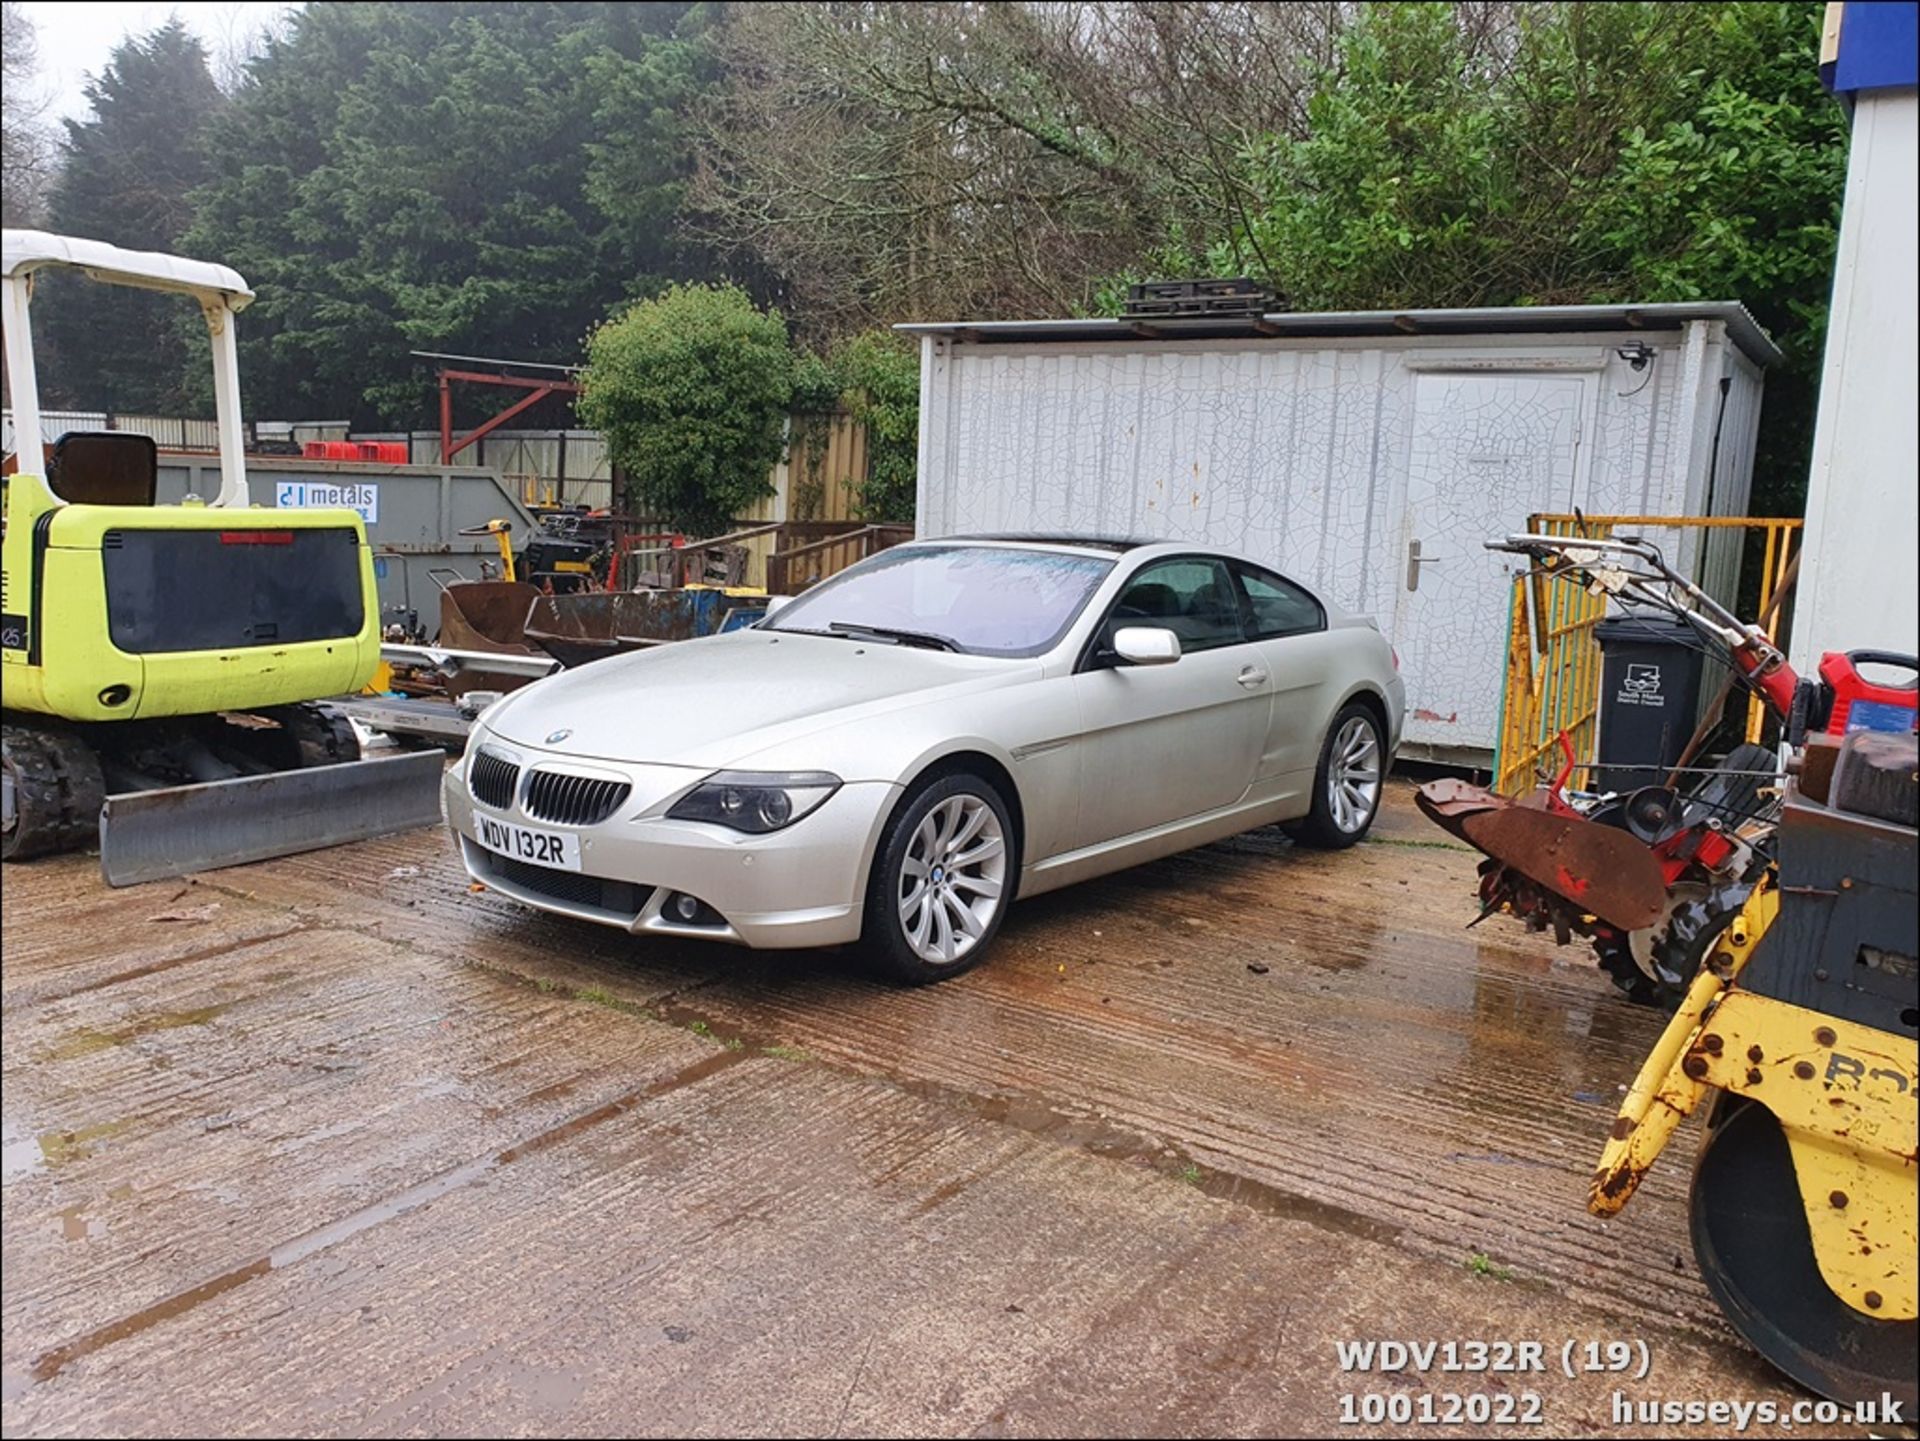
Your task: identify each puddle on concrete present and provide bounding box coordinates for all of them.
[55,1203,105,1243]
[42,1004,234,1061]
[652,996,1407,1249]
[900,1076,1407,1247]
[43,1030,122,1061]
[36,1118,133,1167]
[271,1117,359,1157]
[45,925,311,1003]
[3,1116,46,1185]
[23,1046,748,1388]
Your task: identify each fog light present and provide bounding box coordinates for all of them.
[665,892,724,928]
[97,684,132,707]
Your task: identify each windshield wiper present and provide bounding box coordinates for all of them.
[827,621,961,652]
[765,625,850,640]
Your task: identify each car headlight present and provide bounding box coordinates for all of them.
[665,770,842,834]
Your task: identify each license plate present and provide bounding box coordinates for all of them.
[474,815,580,872]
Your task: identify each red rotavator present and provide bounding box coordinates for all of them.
[1416,531,1917,1007]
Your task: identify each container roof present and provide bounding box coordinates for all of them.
[898,301,1781,368]
[2,229,253,309]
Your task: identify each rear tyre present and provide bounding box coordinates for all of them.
[1283,703,1386,849]
[2,723,106,861]
[862,772,1015,985]
[1596,941,1668,1008]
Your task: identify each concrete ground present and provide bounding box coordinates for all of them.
[0,782,1900,1437]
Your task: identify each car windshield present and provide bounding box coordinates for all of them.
[764,544,1114,657]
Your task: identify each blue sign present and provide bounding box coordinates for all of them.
[1826,2,1918,95]
[275,480,379,525]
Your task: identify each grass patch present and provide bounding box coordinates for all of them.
[575,986,645,1017]
[762,1043,814,1062]
[1177,1163,1203,1186]
[1464,1252,1513,1281]
[1367,835,1470,852]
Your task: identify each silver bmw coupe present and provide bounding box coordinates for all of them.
[445,536,1405,982]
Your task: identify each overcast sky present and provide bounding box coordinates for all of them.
[16,2,293,124]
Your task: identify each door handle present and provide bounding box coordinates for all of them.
[1236,666,1269,690]
[1406,538,1446,591]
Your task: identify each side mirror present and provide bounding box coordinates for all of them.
[1112,626,1181,666]
[764,595,794,616]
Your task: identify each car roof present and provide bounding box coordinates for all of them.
[924,533,1167,556]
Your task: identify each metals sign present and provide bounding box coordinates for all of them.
[274,481,379,525]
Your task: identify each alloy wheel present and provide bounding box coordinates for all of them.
[897,793,1007,964]
[1328,715,1382,834]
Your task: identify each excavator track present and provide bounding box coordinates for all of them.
[6,707,442,884]
[263,701,362,768]
[1,722,105,860]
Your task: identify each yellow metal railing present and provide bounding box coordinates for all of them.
[1493,514,1802,797]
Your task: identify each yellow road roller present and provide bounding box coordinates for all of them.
[1592,731,1916,1409]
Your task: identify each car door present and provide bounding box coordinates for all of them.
[1068,556,1274,848]
[1233,561,1343,801]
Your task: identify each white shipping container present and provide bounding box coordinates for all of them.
[903,304,1777,764]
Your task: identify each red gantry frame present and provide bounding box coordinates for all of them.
[413,351,584,464]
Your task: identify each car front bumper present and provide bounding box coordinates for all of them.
[443,743,900,949]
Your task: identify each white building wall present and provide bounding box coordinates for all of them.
[1790,88,1920,667]
[917,323,1763,757]
[920,334,1718,591]
[1696,350,1769,607]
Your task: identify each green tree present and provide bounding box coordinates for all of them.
[184,2,717,426]
[579,284,795,535]
[37,21,227,412]
[830,331,920,522]
[1166,1,1842,516]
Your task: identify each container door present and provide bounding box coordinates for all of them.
[1394,371,1587,753]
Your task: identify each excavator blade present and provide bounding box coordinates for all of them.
[1414,778,1669,931]
[99,751,446,887]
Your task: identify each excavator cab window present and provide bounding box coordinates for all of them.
[47,431,157,507]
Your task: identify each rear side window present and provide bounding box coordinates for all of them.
[1235,563,1325,639]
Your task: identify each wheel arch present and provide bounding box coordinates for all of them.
[862,745,1027,906]
[1335,684,1395,761]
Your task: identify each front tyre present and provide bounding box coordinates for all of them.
[1284,703,1386,849]
[862,773,1014,984]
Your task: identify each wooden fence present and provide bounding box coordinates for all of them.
[615,520,913,594]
